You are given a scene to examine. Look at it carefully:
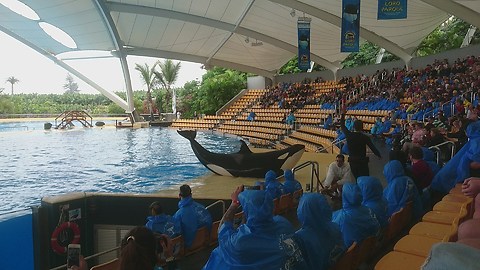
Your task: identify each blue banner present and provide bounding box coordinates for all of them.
[297,18,311,71]
[341,0,360,52]
[378,0,407,19]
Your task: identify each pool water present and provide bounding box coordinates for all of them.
[0,122,241,217]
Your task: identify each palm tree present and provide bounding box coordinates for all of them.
[6,76,19,95]
[135,63,158,121]
[154,59,181,114]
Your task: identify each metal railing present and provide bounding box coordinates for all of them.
[206,200,226,214]
[292,160,322,193]
[428,141,456,164]
[50,246,121,270]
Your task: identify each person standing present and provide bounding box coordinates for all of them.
[340,110,382,179]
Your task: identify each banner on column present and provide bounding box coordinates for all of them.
[297,17,311,71]
[378,0,407,19]
[341,0,360,52]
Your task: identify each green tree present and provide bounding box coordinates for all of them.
[63,74,80,93]
[194,67,246,115]
[415,17,479,57]
[341,42,399,68]
[6,76,19,95]
[177,80,200,118]
[154,59,181,114]
[135,63,157,121]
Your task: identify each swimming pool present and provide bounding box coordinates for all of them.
[0,122,241,217]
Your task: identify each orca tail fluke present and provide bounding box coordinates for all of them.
[177,129,197,141]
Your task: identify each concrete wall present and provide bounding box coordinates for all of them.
[273,43,480,84]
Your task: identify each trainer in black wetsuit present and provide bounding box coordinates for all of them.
[340,112,382,179]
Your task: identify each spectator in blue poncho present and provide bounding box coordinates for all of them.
[145,201,180,238]
[431,121,480,194]
[173,184,212,248]
[357,176,389,228]
[202,187,303,270]
[323,114,333,129]
[332,183,380,247]
[265,170,284,199]
[283,169,302,194]
[370,117,383,136]
[247,111,256,121]
[286,111,296,126]
[293,193,346,270]
[383,160,424,220]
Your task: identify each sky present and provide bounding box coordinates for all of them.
[0,31,206,95]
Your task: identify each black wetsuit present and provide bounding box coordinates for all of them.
[341,113,382,179]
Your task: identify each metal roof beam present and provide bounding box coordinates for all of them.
[421,0,480,29]
[268,0,413,64]
[129,47,274,78]
[106,1,340,71]
[94,0,136,115]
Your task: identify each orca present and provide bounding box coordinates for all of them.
[177,130,305,178]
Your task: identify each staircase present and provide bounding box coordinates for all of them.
[55,110,93,129]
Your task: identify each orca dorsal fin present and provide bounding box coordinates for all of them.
[238,140,252,154]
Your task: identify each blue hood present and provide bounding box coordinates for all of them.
[178,196,193,208]
[284,170,294,182]
[265,170,277,184]
[358,176,389,228]
[297,193,332,230]
[383,160,405,183]
[357,176,383,203]
[342,183,362,210]
[239,190,274,231]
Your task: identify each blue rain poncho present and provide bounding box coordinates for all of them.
[145,213,180,238]
[431,121,480,193]
[265,170,284,199]
[383,160,423,219]
[332,183,380,247]
[173,196,212,248]
[357,176,389,228]
[283,170,302,194]
[202,190,303,270]
[294,193,346,270]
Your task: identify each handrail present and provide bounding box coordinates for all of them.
[50,246,120,270]
[292,160,322,193]
[206,199,226,214]
[428,140,456,164]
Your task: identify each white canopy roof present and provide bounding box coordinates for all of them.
[1,0,479,80]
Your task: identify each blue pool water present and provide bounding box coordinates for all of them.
[0,121,241,218]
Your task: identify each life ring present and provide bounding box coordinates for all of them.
[50,222,81,254]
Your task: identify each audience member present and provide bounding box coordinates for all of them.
[332,183,381,247]
[357,176,389,228]
[408,146,434,192]
[265,170,284,199]
[202,187,303,270]
[432,121,480,194]
[173,184,212,248]
[282,169,302,194]
[383,160,424,220]
[293,193,346,270]
[421,242,480,270]
[119,226,158,270]
[145,201,180,238]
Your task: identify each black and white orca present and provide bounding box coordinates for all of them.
[178,130,305,178]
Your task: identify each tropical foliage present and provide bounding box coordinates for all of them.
[154,59,181,114]
[6,76,19,95]
[63,74,80,94]
[135,63,157,120]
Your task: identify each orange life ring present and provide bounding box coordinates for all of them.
[50,222,81,254]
